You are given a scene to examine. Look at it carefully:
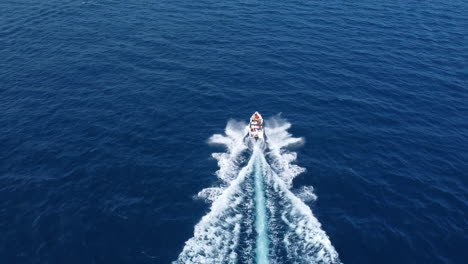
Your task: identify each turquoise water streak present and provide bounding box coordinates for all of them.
[254,151,269,264]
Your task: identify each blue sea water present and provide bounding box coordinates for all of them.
[1,0,467,263]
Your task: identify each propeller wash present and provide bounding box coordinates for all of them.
[174,114,341,264]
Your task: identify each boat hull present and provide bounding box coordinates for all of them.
[249,112,264,140]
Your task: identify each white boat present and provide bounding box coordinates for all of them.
[249,112,264,140]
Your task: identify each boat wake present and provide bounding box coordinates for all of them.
[175,117,341,264]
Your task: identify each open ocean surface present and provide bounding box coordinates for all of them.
[1,0,467,263]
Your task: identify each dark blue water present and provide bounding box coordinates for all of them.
[1,0,467,263]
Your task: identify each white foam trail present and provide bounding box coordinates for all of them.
[265,116,306,188]
[176,120,257,264]
[175,157,255,264]
[294,186,318,203]
[208,119,249,184]
[198,120,249,202]
[265,166,340,263]
[177,117,341,264]
[263,117,341,263]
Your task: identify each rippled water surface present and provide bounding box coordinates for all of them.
[1,0,467,263]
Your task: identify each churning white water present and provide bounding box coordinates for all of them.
[175,117,341,264]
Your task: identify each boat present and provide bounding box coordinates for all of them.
[249,112,264,140]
